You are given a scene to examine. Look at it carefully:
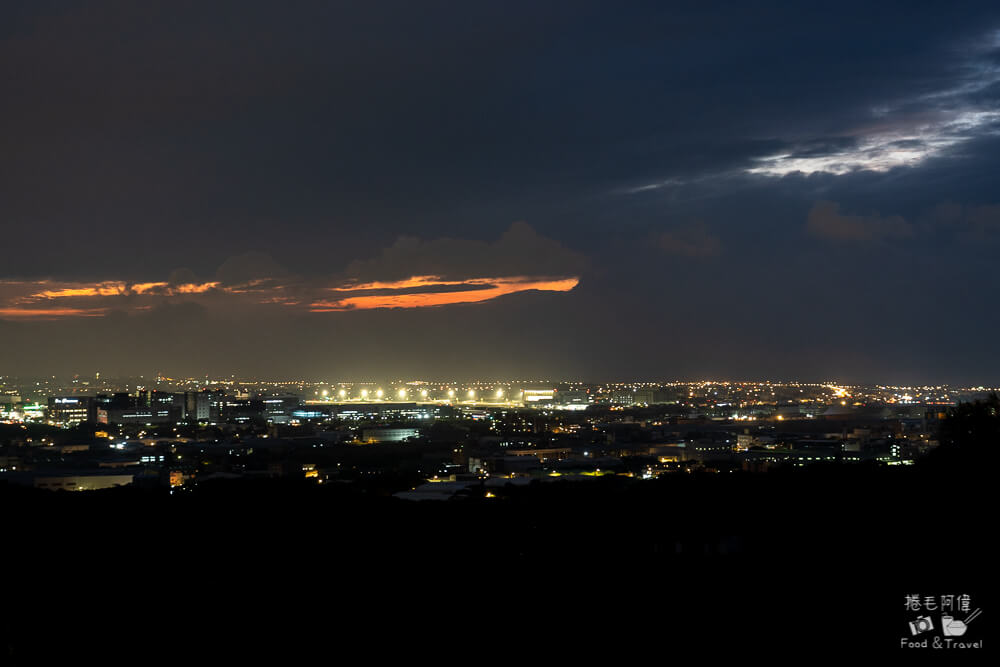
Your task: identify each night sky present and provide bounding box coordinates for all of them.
[1,1,999,383]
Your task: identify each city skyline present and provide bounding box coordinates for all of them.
[4,371,999,389]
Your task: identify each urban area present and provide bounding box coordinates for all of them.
[1,374,991,499]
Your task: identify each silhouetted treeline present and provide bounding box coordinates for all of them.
[929,391,1000,468]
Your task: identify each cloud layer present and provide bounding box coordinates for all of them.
[657,222,722,257]
[0,224,583,319]
[806,202,912,242]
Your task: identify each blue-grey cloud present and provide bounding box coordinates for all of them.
[807,201,912,242]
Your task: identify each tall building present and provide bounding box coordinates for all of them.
[47,397,93,425]
[184,391,211,421]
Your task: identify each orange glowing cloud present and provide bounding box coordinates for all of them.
[26,280,220,299]
[129,282,169,294]
[174,282,220,294]
[0,307,107,319]
[330,275,471,291]
[31,282,128,299]
[311,276,579,311]
[1,226,588,319]
[1,266,580,320]
[0,278,225,319]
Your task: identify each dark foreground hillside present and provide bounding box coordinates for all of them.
[1,457,990,660]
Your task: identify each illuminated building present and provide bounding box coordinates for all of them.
[361,428,420,443]
[522,389,555,404]
[262,395,300,419]
[608,391,635,405]
[184,391,211,421]
[503,447,572,462]
[94,391,184,425]
[634,389,655,405]
[556,390,590,407]
[32,471,135,491]
[219,398,265,423]
[47,397,93,425]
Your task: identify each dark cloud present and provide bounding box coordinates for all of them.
[917,202,1000,243]
[657,222,722,257]
[214,252,289,286]
[966,204,1000,233]
[167,268,201,286]
[806,201,912,242]
[340,222,588,283]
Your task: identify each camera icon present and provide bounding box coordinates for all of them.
[908,615,934,636]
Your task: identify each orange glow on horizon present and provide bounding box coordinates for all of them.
[312,276,579,311]
[0,307,107,319]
